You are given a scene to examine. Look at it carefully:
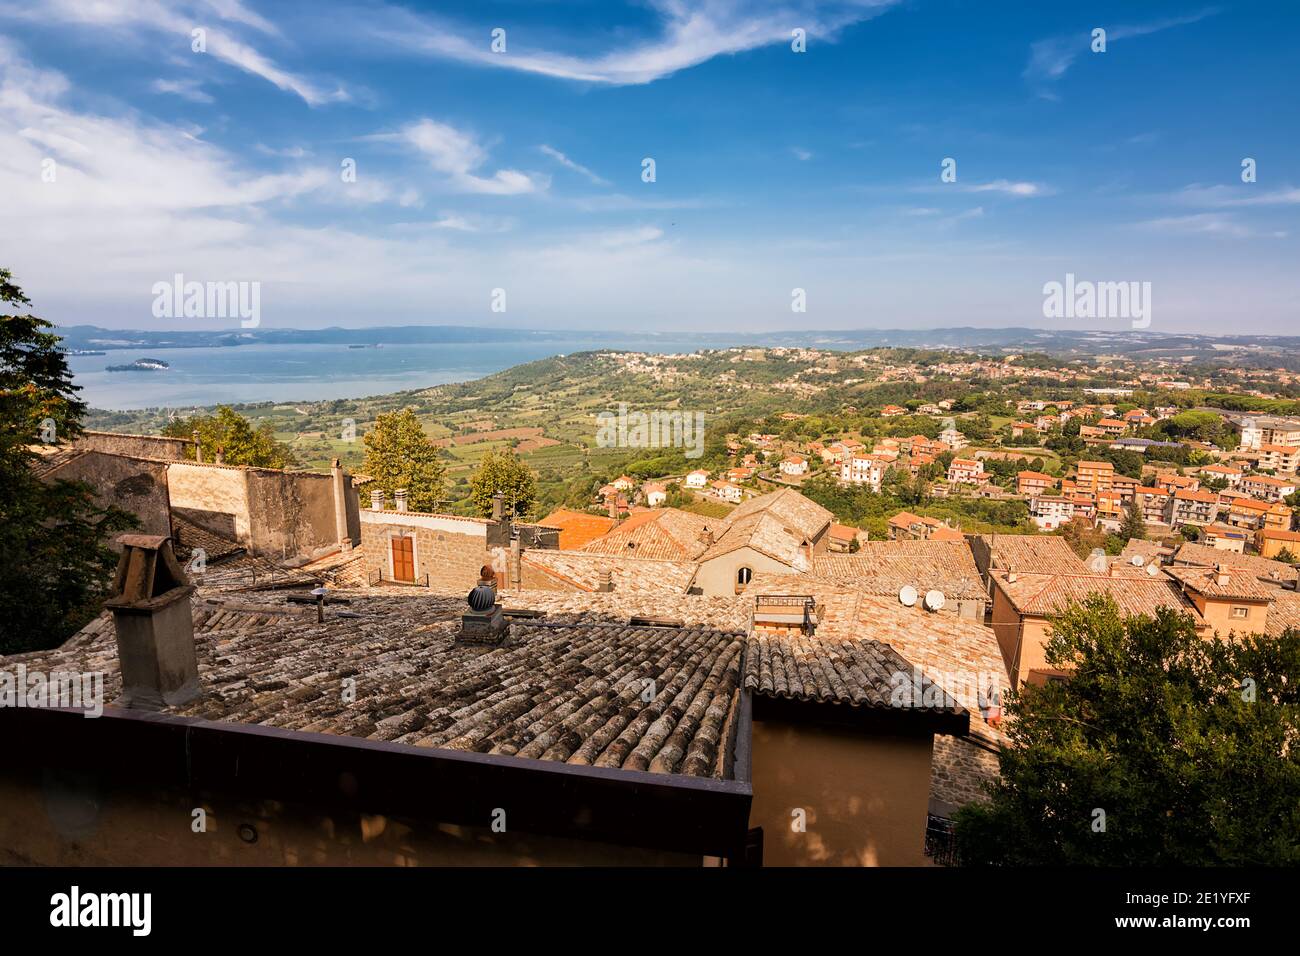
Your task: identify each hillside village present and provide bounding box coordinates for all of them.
[9,341,1300,866]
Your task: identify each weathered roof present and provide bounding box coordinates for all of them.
[697,509,811,568]
[580,508,712,561]
[990,570,1203,622]
[1165,565,1280,603]
[6,591,747,780]
[811,540,986,603]
[520,549,697,594]
[1172,542,1299,586]
[721,488,833,542]
[537,509,618,550]
[978,533,1090,575]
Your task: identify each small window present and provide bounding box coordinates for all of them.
[1231,606,1249,619]
[736,566,753,587]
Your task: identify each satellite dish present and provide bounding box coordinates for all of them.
[924,589,946,612]
[1130,554,1144,566]
[1146,564,1160,576]
[899,585,918,607]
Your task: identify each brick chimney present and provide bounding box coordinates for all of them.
[394,488,408,512]
[104,535,201,710]
[330,458,352,551]
[370,489,384,511]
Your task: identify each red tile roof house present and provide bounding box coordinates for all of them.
[1,535,985,868]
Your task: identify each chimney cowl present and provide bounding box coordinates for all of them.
[394,488,408,511]
[105,535,201,710]
[370,489,384,511]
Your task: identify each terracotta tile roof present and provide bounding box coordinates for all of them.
[1172,542,1299,586]
[1266,592,1300,638]
[722,488,833,542]
[171,514,245,564]
[810,540,986,602]
[580,508,712,561]
[977,533,1090,575]
[697,509,811,567]
[990,570,1203,622]
[829,523,859,542]
[1165,565,1279,603]
[520,549,697,594]
[537,509,617,550]
[8,591,747,780]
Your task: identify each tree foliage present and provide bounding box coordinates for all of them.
[162,405,297,469]
[469,448,538,519]
[361,408,446,511]
[1,269,137,654]
[956,595,1300,865]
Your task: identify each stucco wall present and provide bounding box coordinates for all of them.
[749,719,934,866]
[244,468,340,559]
[166,462,250,544]
[694,547,797,597]
[0,770,701,867]
[44,451,172,542]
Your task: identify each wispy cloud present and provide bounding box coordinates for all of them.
[151,77,214,103]
[539,145,609,186]
[964,179,1051,197]
[393,119,548,195]
[791,146,813,161]
[1171,184,1300,208]
[1024,8,1218,92]
[369,0,901,86]
[0,0,346,105]
[1135,213,1285,239]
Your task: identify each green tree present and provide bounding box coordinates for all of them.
[361,408,446,511]
[1276,547,1297,565]
[469,448,538,519]
[163,406,297,469]
[955,595,1300,865]
[1119,496,1145,541]
[1,269,137,654]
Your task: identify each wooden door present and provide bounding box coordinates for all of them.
[390,536,415,583]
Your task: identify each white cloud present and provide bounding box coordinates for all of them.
[1172,184,1300,208]
[539,145,609,186]
[791,147,813,161]
[151,77,214,103]
[395,119,548,195]
[0,0,345,105]
[1135,213,1284,239]
[371,0,901,86]
[964,179,1050,197]
[1024,8,1218,90]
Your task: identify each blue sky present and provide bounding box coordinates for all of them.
[1,0,1297,334]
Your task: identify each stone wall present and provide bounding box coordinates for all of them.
[929,734,1001,814]
[74,430,194,462]
[359,511,499,589]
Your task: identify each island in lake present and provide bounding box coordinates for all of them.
[105,358,170,372]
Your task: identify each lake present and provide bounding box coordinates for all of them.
[68,337,726,411]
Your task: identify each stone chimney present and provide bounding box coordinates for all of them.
[491,492,505,522]
[394,488,408,512]
[1006,565,1018,584]
[370,489,385,511]
[104,535,201,710]
[192,433,203,463]
[330,458,352,551]
[598,569,614,592]
[214,446,224,465]
[1216,563,1231,588]
[698,526,714,548]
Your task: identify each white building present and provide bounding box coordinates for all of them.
[685,469,710,489]
[1029,495,1075,531]
[780,455,809,476]
[840,454,888,492]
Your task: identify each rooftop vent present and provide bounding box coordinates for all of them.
[460,565,507,645]
[104,535,201,710]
